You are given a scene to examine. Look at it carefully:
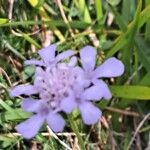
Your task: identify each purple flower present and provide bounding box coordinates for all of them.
[25,44,74,67]
[11,62,78,138]
[10,44,124,139]
[10,45,76,139]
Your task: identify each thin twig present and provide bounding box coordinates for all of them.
[125,65,143,85]
[11,28,41,37]
[0,67,12,86]
[8,0,14,20]
[47,126,72,150]
[127,112,150,150]
[133,117,142,150]
[105,107,140,118]
[2,132,85,137]
[56,0,74,37]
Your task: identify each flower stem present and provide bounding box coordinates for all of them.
[68,114,85,150]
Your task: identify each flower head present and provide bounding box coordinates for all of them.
[10,44,124,139]
[10,45,76,139]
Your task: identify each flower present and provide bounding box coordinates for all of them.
[10,45,76,139]
[60,45,124,125]
[10,44,124,139]
[10,64,76,138]
[78,45,125,99]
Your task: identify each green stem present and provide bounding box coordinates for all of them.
[68,114,85,150]
[0,20,90,29]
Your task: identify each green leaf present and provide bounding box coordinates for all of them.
[110,85,150,100]
[107,0,121,6]
[135,36,150,71]
[139,4,150,28]
[22,66,35,81]
[106,2,150,57]
[122,0,131,23]
[145,0,150,41]
[0,100,26,135]
[0,18,9,24]
[0,20,90,29]
[22,33,41,48]
[35,0,45,8]
[76,0,92,23]
[0,99,14,112]
[122,0,142,77]
[0,135,16,142]
[27,0,45,8]
[139,72,150,86]
[95,0,103,21]
[2,39,26,60]
[0,108,31,124]
[108,4,127,32]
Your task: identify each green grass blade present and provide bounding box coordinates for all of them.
[139,4,150,28]
[122,0,131,23]
[106,1,150,57]
[0,20,90,29]
[95,0,103,21]
[139,72,150,86]
[108,4,127,32]
[0,18,9,24]
[135,36,150,71]
[110,85,150,100]
[0,99,14,112]
[0,109,31,124]
[145,0,150,41]
[2,40,26,60]
[75,0,92,23]
[22,33,41,48]
[122,0,142,78]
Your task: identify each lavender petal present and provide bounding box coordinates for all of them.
[73,66,90,87]
[56,50,74,62]
[34,67,45,78]
[93,80,112,100]
[79,102,102,125]
[83,84,103,101]
[24,60,44,66]
[15,114,45,139]
[10,85,37,97]
[84,80,112,100]
[94,57,125,78]
[80,46,96,71]
[38,44,56,64]
[60,93,77,113]
[46,113,65,132]
[21,98,41,113]
[68,56,77,66]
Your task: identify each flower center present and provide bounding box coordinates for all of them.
[34,64,76,109]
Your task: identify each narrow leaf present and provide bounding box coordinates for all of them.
[0,18,9,24]
[110,85,150,100]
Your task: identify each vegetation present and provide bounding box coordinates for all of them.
[0,0,150,149]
